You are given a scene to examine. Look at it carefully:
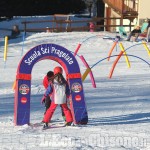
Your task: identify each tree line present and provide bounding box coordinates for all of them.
[0,0,86,18]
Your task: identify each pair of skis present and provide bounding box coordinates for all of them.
[29,122,80,130]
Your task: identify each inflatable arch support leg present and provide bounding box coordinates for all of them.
[14,44,88,125]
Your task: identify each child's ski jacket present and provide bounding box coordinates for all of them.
[45,79,70,104]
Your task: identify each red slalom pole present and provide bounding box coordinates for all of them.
[74,43,81,56]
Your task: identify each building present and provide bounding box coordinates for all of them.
[102,0,150,32]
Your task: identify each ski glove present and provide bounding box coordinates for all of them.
[41,95,46,104]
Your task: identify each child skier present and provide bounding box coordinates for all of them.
[42,71,54,113]
[42,66,73,129]
[42,70,66,121]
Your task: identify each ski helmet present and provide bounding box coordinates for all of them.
[47,71,54,78]
[54,66,63,75]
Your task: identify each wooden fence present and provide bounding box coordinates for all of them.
[21,16,134,34]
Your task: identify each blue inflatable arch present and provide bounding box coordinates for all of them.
[14,43,88,125]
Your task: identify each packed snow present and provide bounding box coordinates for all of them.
[0,16,150,150]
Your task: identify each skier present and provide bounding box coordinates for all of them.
[41,70,66,121]
[126,25,141,42]
[42,66,73,129]
[89,22,95,32]
[11,25,20,37]
[41,71,54,114]
[9,25,20,39]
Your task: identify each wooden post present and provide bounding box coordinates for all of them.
[106,7,111,31]
[120,15,123,26]
[97,0,105,31]
[122,0,124,14]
